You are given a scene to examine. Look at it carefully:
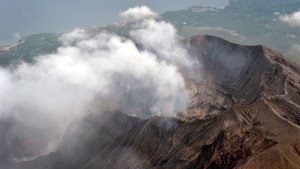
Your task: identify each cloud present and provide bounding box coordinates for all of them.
[13,33,21,41]
[120,5,159,21]
[0,6,195,161]
[130,19,194,67]
[280,10,300,26]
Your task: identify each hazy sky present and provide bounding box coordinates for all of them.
[0,0,228,44]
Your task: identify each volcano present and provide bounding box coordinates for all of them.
[12,35,300,169]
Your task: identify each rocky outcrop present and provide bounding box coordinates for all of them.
[13,35,300,169]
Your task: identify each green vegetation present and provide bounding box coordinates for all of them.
[162,0,300,63]
[0,33,61,66]
[105,24,133,39]
[1,0,299,66]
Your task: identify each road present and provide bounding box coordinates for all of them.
[0,38,25,52]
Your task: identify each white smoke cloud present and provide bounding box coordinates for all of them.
[280,11,300,26]
[13,32,22,42]
[120,5,159,21]
[130,19,194,67]
[0,6,194,161]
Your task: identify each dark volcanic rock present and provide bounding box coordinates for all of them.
[13,35,300,169]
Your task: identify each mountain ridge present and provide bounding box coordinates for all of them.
[11,35,300,169]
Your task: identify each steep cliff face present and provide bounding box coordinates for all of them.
[184,36,300,123]
[14,35,300,169]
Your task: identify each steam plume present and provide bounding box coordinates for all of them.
[0,6,193,162]
[280,10,300,26]
[120,5,159,21]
